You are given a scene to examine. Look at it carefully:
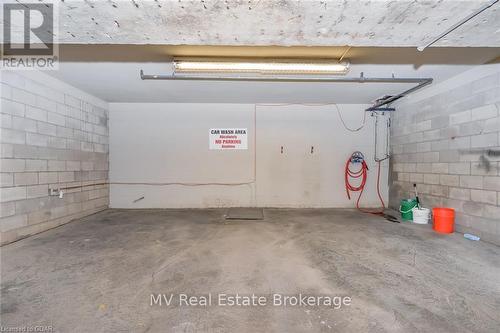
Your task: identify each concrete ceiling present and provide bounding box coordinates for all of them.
[55,0,500,47]
[48,45,500,103]
[57,44,500,64]
[35,0,500,104]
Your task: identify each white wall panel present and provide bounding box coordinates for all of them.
[110,103,389,208]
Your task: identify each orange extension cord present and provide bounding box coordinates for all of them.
[345,153,385,215]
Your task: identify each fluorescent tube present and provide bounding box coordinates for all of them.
[173,58,350,75]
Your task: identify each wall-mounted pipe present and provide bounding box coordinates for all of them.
[417,0,498,51]
[139,70,433,111]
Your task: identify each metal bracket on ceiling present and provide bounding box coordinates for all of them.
[367,107,396,112]
[365,77,433,111]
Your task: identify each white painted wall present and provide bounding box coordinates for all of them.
[110,103,389,208]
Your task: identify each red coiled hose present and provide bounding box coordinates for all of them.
[345,153,385,215]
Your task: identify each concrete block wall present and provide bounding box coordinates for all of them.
[390,64,500,245]
[0,70,109,245]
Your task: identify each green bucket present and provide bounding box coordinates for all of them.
[400,199,417,221]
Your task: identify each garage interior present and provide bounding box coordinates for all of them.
[1,1,500,332]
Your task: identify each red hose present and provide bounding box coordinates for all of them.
[345,153,385,215]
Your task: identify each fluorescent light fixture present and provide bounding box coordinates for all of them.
[173,58,350,75]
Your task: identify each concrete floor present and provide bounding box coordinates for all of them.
[1,209,499,333]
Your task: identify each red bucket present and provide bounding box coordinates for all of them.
[432,208,455,233]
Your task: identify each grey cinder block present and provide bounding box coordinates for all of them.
[471,104,498,121]
[440,174,460,187]
[14,172,38,186]
[1,158,26,172]
[449,187,471,201]
[0,214,28,232]
[0,187,27,202]
[1,99,25,117]
[483,176,500,191]
[470,133,498,148]
[12,116,37,133]
[1,173,14,187]
[471,189,497,205]
[1,128,26,145]
[37,122,57,136]
[449,163,471,175]
[25,106,48,122]
[26,184,48,199]
[460,175,484,189]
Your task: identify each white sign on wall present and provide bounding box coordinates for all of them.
[209,128,248,150]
